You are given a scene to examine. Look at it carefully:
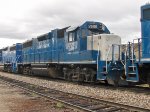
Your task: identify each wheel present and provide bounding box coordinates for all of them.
[28,69,33,75]
[114,80,119,87]
[104,80,108,85]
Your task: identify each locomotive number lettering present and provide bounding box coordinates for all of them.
[88,24,98,29]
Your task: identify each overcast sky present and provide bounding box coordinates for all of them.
[0,0,149,48]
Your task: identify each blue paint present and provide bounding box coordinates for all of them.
[21,21,110,66]
[2,21,113,82]
[0,49,2,64]
[141,4,150,60]
[1,43,22,72]
[97,61,106,80]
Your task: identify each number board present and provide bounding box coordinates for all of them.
[88,24,98,29]
[88,23,105,30]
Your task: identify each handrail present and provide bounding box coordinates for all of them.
[105,46,111,72]
[132,37,147,63]
[106,44,120,72]
[124,42,131,77]
[97,36,101,71]
[131,42,135,71]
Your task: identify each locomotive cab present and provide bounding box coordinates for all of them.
[64,21,110,61]
[141,4,150,59]
[138,4,150,85]
[63,21,122,83]
[122,4,150,86]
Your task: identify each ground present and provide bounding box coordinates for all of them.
[0,81,79,112]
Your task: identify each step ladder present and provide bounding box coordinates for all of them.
[125,42,139,82]
[126,62,139,82]
[99,66,108,80]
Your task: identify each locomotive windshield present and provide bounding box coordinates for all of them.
[88,29,104,36]
[68,32,77,42]
[143,8,150,20]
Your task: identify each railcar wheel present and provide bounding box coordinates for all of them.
[104,80,108,85]
[18,65,23,74]
[72,68,84,82]
[28,68,32,75]
[114,80,119,87]
[67,73,73,81]
[8,66,12,73]
[48,68,62,78]
[23,68,27,75]
[84,74,90,82]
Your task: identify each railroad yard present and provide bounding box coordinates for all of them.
[0,71,149,112]
[0,77,78,112]
[1,1,150,112]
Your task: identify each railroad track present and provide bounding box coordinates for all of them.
[0,75,149,112]
[1,71,150,94]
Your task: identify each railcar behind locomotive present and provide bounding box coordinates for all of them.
[104,3,150,86]
[133,4,150,85]
[0,44,22,73]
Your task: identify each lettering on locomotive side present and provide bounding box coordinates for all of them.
[37,40,49,49]
[66,41,78,51]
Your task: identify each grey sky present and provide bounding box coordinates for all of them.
[0,0,149,48]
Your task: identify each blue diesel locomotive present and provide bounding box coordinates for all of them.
[0,44,22,73]
[131,4,150,85]
[0,21,122,85]
[0,3,150,86]
[21,21,121,84]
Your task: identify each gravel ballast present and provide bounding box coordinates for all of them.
[0,72,150,110]
[0,80,78,112]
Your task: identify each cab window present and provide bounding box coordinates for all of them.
[68,32,77,42]
[88,29,101,36]
[143,8,150,20]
